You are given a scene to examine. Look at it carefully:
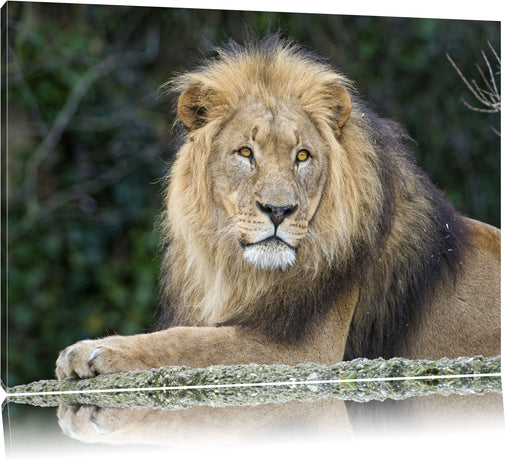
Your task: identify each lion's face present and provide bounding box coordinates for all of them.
[209,98,330,270]
[171,47,352,277]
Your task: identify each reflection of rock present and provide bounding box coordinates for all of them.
[57,399,352,445]
[56,392,504,447]
[347,392,504,433]
[8,356,504,446]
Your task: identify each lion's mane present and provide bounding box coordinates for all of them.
[157,37,469,360]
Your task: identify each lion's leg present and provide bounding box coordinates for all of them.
[57,399,351,445]
[55,325,341,379]
[56,288,358,380]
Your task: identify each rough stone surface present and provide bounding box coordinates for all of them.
[6,356,501,410]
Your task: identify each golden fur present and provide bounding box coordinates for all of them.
[56,38,500,380]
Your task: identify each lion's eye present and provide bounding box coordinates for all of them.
[238,147,253,158]
[296,149,310,162]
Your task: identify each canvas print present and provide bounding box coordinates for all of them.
[1,2,502,459]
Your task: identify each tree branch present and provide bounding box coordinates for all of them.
[446,42,501,116]
[22,26,160,206]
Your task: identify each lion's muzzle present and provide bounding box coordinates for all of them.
[238,200,305,271]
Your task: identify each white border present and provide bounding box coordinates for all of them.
[1,1,508,459]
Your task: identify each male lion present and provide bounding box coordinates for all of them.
[56,37,500,380]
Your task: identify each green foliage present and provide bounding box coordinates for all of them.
[3,4,500,386]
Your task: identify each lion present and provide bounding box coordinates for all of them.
[56,37,500,380]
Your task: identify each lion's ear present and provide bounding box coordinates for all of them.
[177,85,214,132]
[330,85,352,135]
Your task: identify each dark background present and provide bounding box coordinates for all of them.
[1,2,500,386]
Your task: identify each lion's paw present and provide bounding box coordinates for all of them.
[58,405,120,442]
[56,340,119,380]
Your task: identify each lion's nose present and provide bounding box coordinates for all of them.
[256,202,298,228]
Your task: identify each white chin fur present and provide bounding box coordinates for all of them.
[243,239,296,271]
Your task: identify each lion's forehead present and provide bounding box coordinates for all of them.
[224,100,324,153]
[252,118,300,153]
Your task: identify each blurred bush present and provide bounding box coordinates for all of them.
[1,4,500,385]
